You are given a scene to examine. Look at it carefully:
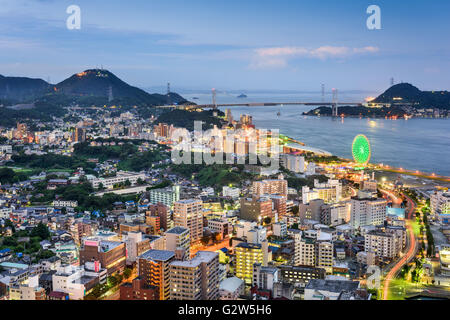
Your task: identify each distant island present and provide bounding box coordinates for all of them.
[303,83,450,118]
[237,94,247,98]
[303,105,407,118]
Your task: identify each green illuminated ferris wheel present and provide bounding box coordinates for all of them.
[352,134,371,166]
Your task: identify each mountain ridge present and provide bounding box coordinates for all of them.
[374,83,450,109]
[0,69,190,107]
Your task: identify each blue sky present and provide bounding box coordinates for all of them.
[0,0,449,93]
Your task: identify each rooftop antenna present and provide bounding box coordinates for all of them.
[332,88,338,117]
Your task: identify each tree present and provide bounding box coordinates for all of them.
[30,222,50,240]
[123,268,132,279]
[263,217,272,225]
[201,235,211,245]
[291,206,299,216]
[124,179,131,187]
[4,219,15,233]
[35,249,55,261]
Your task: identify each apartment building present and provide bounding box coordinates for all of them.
[170,251,219,300]
[138,250,175,300]
[350,196,387,230]
[164,226,190,259]
[173,199,203,242]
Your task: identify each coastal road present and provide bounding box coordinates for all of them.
[382,193,418,300]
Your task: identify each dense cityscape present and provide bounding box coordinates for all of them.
[0,88,449,301]
[0,1,449,311]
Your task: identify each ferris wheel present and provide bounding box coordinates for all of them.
[352,134,371,166]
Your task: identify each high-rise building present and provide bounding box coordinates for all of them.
[164,226,190,259]
[252,175,288,197]
[138,250,175,300]
[293,233,315,267]
[302,179,342,204]
[252,263,279,292]
[430,191,450,223]
[173,199,203,242]
[149,186,180,208]
[315,241,334,274]
[281,154,305,173]
[235,241,269,284]
[147,203,169,231]
[364,227,406,260]
[169,251,219,300]
[240,197,273,222]
[270,195,287,218]
[73,127,86,143]
[350,196,387,230]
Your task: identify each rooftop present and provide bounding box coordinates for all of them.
[165,226,189,235]
[170,251,218,268]
[305,279,360,293]
[219,277,244,292]
[139,249,175,262]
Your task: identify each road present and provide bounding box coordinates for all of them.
[190,238,231,257]
[382,193,418,300]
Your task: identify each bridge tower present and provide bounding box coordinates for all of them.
[332,88,338,117]
[212,88,217,109]
[321,84,325,104]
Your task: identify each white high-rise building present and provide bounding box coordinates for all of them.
[164,226,190,258]
[430,191,450,222]
[294,233,315,266]
[302,179,342,204]
[350,196,387,230]
[222,186,241,199]
[281,154,305,173]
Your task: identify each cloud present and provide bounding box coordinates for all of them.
[250,45,379,69]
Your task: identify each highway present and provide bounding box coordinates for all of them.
[382,193,418,300]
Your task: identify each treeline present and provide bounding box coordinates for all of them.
[0,167,35,184]
[73,142,138,162]
[11,153,96,171]
[155,109,224,131]
[171,163,252,189]
[32,181,137,212]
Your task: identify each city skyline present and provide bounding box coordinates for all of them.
[1,0,450,92]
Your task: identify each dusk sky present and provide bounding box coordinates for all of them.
[0,0,449,93]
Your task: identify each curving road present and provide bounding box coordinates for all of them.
[382,193,417,300]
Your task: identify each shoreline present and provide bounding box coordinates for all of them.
[259,122,450,182]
